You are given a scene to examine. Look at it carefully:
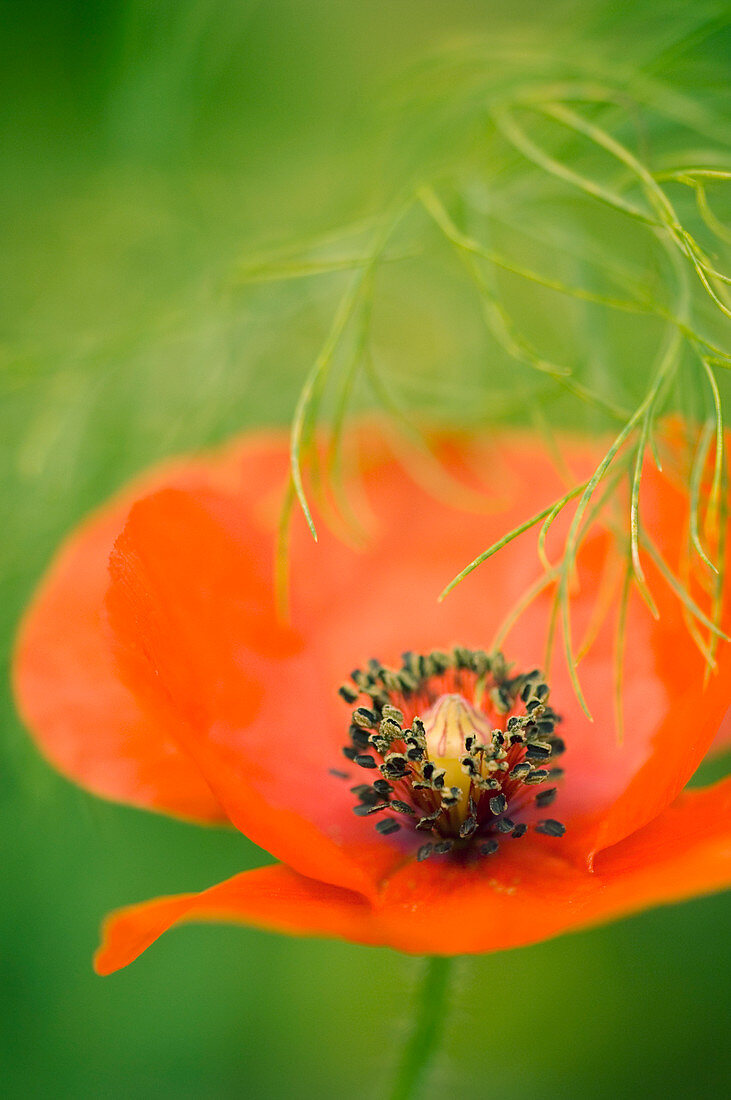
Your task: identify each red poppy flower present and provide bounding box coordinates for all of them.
[12,427,731,974]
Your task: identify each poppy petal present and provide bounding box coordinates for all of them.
[95,778,730,971]
[13,489,224,822]
[368,777,731,954]
[12,435,290,823]
[94,864,377,975]
[107,482,399,898]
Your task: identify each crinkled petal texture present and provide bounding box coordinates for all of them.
[14,427,731,946]
[13,442,302,824]
[95,777,731,971]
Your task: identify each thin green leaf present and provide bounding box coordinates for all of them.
[689,419,717,573]
[641,533,730,641]
[289,202,411,539]
[418,185,650,315]
[699,356,725,539]
[558,570,593,720]
[439,481,588,602]
[493,106,659,226]
[491,569,558,653]
[539,102,731,318]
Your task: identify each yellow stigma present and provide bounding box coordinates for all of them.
[422,694,493,817]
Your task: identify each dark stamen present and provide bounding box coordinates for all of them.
[338,646,565,859]
[535,819,566,837]
[489,793,507,816]
[352,802,389,816]
[353,707,377,729]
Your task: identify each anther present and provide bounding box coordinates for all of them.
[381,753,409,779]
[460,756,478,776]
[525,740,552,760]
[350,784,379,803]
[352,708,377,729]
[523,769,550,785]
[440,786,462,808]
[536,819,566,837]
[352,802,389,817]
[412,717,427,739]
[375,818,401,836]
[382,671,403,693]
[398,671,419,693]
[369,735,391,755]
[430,651,450,674]
[350,726,371,749]
[489,793,507,816]
[379,718,403,741]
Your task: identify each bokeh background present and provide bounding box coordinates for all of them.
[2,1,730,1096]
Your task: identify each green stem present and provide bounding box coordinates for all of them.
[390,957,452,1100]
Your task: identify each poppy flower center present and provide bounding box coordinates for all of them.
[336,648,566,860]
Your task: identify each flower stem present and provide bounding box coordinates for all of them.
[389,956,452,1100]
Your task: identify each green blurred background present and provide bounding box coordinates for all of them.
[2,1,730,1096]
